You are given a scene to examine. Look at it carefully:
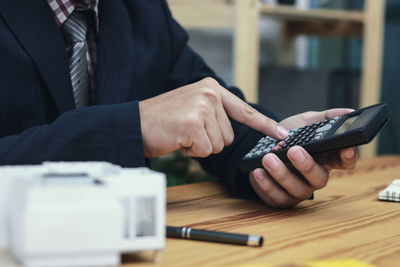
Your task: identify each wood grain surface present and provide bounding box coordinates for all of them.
[125,155,400,266]
[1,156,399,267]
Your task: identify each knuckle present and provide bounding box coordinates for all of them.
[195,100,211,118]
[202,145,213,157]
[214,142,224,154]
[301,160,315,174]
[273,195,291,208]
[293,188,311,200]
[184,113,203,129]
[236,105,258,124]
[223,123,234,146]
[260,180,274,194]
[218,138,225,150]
[304,111,318,118]
[314,178,328,189]
[273,171,289,184]
[302,111,319,122]
[243,105,257,117]
[200,87,219,104]
[303,162,316,173]
[178,134,192,148]
[305,111,317,116]
[253,174,273,194]
[225,132,234,146]
[194,145,212,158]
[201,77,219,86]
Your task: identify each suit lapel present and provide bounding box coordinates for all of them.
[95,0,135,105]
[0,0,75,113]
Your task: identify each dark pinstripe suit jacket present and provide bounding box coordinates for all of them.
[0,0,278,196]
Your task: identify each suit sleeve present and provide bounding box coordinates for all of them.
[0,102,146,168]
[160,0,280,198]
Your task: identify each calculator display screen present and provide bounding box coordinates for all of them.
[333,116,358,135]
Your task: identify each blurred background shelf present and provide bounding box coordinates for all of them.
[167,0,235,28]
[259,4,364,22]
[168,0,386,158]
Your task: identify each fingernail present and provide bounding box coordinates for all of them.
[291,147,305,163]
[253,170,264,183]
[264,154,278,171]
[277,126,289,139]
[344,149,355,159]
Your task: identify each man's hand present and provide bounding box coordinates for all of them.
[249,109,358,208]
[139,78,289,158]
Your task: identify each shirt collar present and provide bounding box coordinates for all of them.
[47,0,99,29]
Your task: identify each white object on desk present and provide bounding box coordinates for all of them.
[0,162,166,267]
[378,179,400,202]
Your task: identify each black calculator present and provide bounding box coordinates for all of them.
[240,103,389,172]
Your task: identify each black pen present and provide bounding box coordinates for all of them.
[166,226,263,247]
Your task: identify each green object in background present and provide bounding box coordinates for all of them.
[150,151,218,186]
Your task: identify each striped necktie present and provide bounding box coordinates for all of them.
[63,11,90,108]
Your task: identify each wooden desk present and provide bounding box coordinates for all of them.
[140,155,400,266]
[1,156,399,266]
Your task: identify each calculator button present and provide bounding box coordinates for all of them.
[262,139,273,145]
[254,151,263,157]
[263,147,271,153]
[271,146,279,151]
[316,123,332,133]
[271,141,284,151]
